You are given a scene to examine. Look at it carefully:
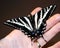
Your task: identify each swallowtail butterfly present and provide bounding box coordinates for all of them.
[4,5,56,41]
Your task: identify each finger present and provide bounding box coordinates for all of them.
[38,22,60,47]
[48,41,60,48]
[31,7,42,15]
[45,14,60,32]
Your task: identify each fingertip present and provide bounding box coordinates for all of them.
[31,7,42,15]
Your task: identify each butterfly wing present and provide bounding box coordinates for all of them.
[34,5,56,29]
[4,16,33,35]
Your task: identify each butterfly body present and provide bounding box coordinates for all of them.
[4,5,56,41]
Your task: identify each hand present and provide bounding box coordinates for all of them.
[0,7,60,48]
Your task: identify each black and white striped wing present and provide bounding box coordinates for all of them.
[4,5,56,40]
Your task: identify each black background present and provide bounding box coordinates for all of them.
[0,0,60,48]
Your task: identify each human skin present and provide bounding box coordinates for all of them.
[0,7,60,48]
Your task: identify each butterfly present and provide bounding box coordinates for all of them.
[4,5,56,41]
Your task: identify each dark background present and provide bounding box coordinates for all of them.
[0,0,60,48]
